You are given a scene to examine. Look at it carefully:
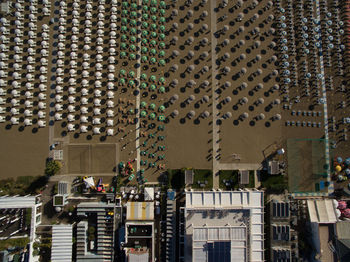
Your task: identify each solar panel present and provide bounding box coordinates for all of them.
[207,241,231,262]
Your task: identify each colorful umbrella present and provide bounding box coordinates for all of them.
[337,157,343,163]
[141,47,148,54]
[130,19,137,27]
[159,33,165,40]
[159,77,165,84]
[130,28,137,35]
[141,56,148,63]
[151,15,157,22]
[151,7,157,14]
[150,57,157,64]
[141,73,147,80]
[128,80,136,87]
[151,32,157,38]
[142,39,148,45]
[149,103,156,110]
[121,34,127,42]
[150,75,156,82]
[119,78,126,85]
[159,50,165,57]
[150,40,157,47]
[149,84,156,91]
[158,105,165,112]
[159,17,166,24]
[150,48,157,55]
[130,36,137,43]
[130,11,137,18]
[121,26,128,32]
[159,59,166,66]
[131,3,137,10]
[159,25,166,32]
[151,23,157,31]
[142,5,148,12]
[120,51,127,58]
[158,115,165,121]
[142,13,149,20]
[160,1,166,8]
[128,71,135,78]
[122,2,128,8]
[122,10,128,17]
[119,69,126,76]
[121,18,128,25]
[142,22,148,28]
[151,0,157,6]
[129,53,136,60]
[158,86,165,93]
[142,30,149,37]
[129,44,136,51]
[159,42,165,49]
[120,43,127,50]
[141,82,148,89]
[159,9,165,16]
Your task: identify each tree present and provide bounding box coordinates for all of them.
[45,160,62,176]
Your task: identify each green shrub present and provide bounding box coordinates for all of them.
[45,160,62,176]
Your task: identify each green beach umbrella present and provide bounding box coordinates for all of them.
[119,69,126,76]
[131,3,137,10]
[122,10,128,17]
[141,73,147,80]
[159,25,166,32]
[141,101,147,108]
[142,13,149,20]
[120,43,127,50]
[158,115,165,121]
[158,86,165,93]
[142,5,148,12]
[141,47,148,54]
[151,7,157,14]
[141,169,145,174]
[129,108,134,114]
[151,32,157,38]
[129,44,136,51]
[130,36,137,43]
[141,39,148,45]
[151,23,157,31]
[129,53,136,60]
[159,42,165,49]
[159,59,166,66]
[149,84,156,91]
[141,110,147,117]
[121,18,128,25]
[159,50,165,57]
[128,80,136,87]
[122,2,129,9]
[159,33,165,40]
[149,112,156,119]
[150,75,156,82]
[159,17,166,24]
[130,19,137,27]
[120,51,127,58]
[149,103,156,110]
[150,40,157,46]
[128,71,135,78]
[142,30,149,37]
[130,28,137,35]
[121,26,128,32]
[121,34,127,42]
[130,11,137,18]
[142,22,149,29]
[160,1,166,8]
[150,57,157,64]
[151,15,157,22]
[140,82,148,89]
[150,48,157,56]
[119,78,126,86]
[143,0,149,4]
[151,0,157,6]
[159,9,165,16]
[159,77,165,84]
[158,105,165,112]
[141,56,148,63]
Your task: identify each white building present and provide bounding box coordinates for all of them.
[0,195,42,262]
[51,224,73,262]
[183,190,264,262]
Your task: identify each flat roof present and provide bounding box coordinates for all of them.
[307,199,337,223]
[0,196,38,208]
[51,225,73,262]
[185,191,263,209]
[127,202,154,221]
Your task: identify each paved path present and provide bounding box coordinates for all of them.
[210,0,220,189]
[219,163,262,170]
[315,0,333,195]
[135,0,142,173]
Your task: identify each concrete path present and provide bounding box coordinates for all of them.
[210,0,220,189]
[218,163,262,170]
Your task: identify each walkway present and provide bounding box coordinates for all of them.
[210,0,220,189]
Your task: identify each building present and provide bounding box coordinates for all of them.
[76,202,116,261]
[53,181,70,210]
[182,190,264,262]
[0,195,42,262]
[335,221,350,261]
[239,170,249,185]
[51,224,73,262]
[166,190,176,262]
[125,201,155,262]
[268,161,280,175]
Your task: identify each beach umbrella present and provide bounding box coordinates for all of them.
[338,201,347,210]
[121,18,128,25]
[149,103,156,110]
[130,11,137,18]
[141,110,147,117]
[129,53,136,60]
[346,169,350,176]
[151,23,157,31]
[142,30,149,37]
[141,56,148,62]
[129,44,136,52]
[143,5,148,12]
[202,111,210,118]
[159,50,165,57]
[120,52,127,58]
[149,112,156,119]
[142,13,148,20]
[345,158,350,166]
[141,101,147,108]
[142,21,149,29]
[150,57,157,64]
[337,157,343,163]
[159,25,166,32]
[159,77,165,84]
[121,35,127,42]
[128,80,136,87]
[159,105,165,112]
[150,75,156,82]
[150,48,157,55]
[141,47,148,54]
[159,33,165,40]
[335,165,342,172]
[158,115,165,121]
[141,83,148,89]
[142,39,148,45]
[159,42,165,49]
[129,71,135,78]
[159,86,165,93]
[159,59,166,66]
[150,84,157,91]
